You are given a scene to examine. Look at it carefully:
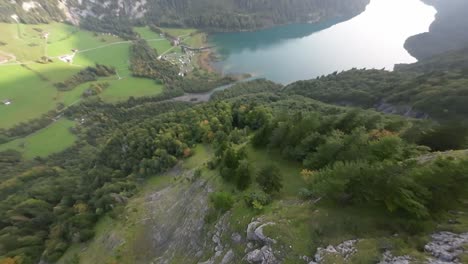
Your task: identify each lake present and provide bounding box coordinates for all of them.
[209,0,436,84]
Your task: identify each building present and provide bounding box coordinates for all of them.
[2,99,12,105]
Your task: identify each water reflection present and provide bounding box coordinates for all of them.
[210,0,436,84]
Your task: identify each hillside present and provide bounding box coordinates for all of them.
[405,0,468,60]
[0,51,467,263]
[0,0,370,32]
[1,1,468,264]
[284,46,468,120]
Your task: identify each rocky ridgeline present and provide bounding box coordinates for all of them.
[200,215,467,264]
[307,232,468,264]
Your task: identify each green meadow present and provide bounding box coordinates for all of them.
[0,23,175,130]
[0,118,77,159]
[0,22,207,160]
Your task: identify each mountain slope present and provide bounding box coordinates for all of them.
[405,0,468,60]
[0,0,370,31]
[284,46,468,120]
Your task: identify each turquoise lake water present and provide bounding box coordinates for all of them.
[209,0,436,84]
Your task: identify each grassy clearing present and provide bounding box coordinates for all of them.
[184,33,206,48]
[100,77,164,103]
[0,118,77,159]
[246,146,304,197]
[0,64,58,129]
[73,42,132,76]
[134,27,174,54]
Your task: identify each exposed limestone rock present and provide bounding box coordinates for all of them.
[424,232,468,263]
[220,249,235,264]
[231,232,242,244]
[245,219,279,264]
[313,239,359,263]
[22,1,40,12]
[246,219,276,245]
[246,245,278,264]
[378,250,411,264]
[247,220,262,241]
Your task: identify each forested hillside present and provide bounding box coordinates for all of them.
[0,45,468,263]
[0,0,370,31]
[285,46,468,121]
[405,0,468,59]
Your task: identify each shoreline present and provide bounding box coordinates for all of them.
[195,33,220,74]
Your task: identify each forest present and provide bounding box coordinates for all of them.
[0,0,370,33]
[285,47,468,121]
[1,49,468,261]
[1,4,468,260]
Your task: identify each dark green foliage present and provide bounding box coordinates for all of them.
[219,146,250,190]
[210,192,234,213]
[0,0,370,33]
[244,190,272,209]
[130,39,180,83]
[211,79,282,101]
[54,64,115,91]
[82,82,110,98]
[312,158,468,219]
[256,165,283,194]
[418,122,468,151]
[285,48,468,120]
[404,0,468,60]
[235,159,251,190]
[80,16,138,40]
[2,50,468,262]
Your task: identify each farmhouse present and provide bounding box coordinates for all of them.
[2,99,12,106]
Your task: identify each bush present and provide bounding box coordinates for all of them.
[210,192,234,213]
[244,190,272,210]
[256,165,283,194]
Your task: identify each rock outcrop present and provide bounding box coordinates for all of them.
[425,232,468,263]
[310,239,359,263]
[244,218,279,264]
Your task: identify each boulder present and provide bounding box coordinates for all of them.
[231,232,242,243]
[246,245,278,264]
[247,221,262,241]
[254,223,276,245]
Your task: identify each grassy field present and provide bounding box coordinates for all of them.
[0,118,77,159]
[0,64,58,129]
[134,27,173,54]
[0,23,176,129]
[99,77,164,103]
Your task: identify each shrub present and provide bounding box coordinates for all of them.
[244,190,272,210]
[256,165,283,194]
[210,192,234,213]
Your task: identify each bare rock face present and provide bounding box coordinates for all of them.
[424,232,468,263]
[245,219,279,264]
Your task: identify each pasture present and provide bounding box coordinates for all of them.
[0,23,175,130]
[0,118,77,159]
